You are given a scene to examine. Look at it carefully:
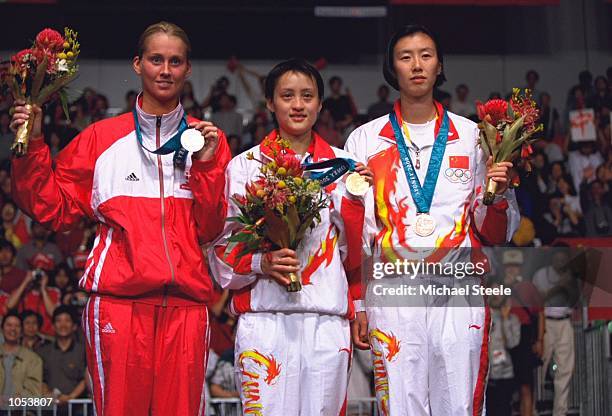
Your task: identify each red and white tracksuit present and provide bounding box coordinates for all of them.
[209,131,374,415]
[12,100,231,415]
[344,101,520,415]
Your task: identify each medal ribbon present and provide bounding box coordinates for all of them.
[302,157,357,187]
[132,108,191,166]
[389,109,449,214]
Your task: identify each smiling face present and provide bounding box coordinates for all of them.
[266,71,322,139]
[393,32,442,99]
[133,33,191,111]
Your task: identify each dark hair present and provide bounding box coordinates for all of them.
[328,76,342,87]
[2,310,22,328]
[383,24,446,91]
[455,84,468,92]
[0,238,16,257]
[264,58,324,101]
[526,70,539,82]
[21,310,43,327]
[578,70,592,85]
[52,305,77,324]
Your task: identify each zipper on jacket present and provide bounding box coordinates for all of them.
[156,115,176,306]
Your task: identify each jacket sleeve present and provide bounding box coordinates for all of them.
[22,352,43,397]
[189,130,232,244]
[11,128,98,232]
[208,155,260,290]
[469,126,520,245]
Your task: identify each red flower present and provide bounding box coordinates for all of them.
[276,153,303,176]
[10,49,36,72]
[35,28,64,52]
[521,144,534,159]
[476,99,509,126]
[511,95,540,134]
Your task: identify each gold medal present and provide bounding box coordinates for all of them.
[414,213,436,237]
[345,172,370,197]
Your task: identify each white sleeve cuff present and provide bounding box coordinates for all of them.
[353,299,365,313]
[252,253,263,275]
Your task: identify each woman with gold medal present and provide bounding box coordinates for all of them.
[209,58,374,415]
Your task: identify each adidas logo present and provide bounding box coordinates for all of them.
[101,322,116,334]
[125,173,140,182]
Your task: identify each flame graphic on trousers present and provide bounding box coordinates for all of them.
[238,350,282,415]
[369,329,401,416]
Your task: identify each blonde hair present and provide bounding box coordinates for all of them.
[137,21,191,59]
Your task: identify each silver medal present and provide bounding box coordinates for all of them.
[180,129,205,152]
[414,213,436,237]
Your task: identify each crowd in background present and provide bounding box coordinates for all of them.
[0,63,610,414]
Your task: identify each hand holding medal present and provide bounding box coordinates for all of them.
[188,120,219,162]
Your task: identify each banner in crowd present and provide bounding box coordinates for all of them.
[569,108,597,142]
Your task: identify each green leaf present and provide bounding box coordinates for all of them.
[35,72,78,104]
[58,89,71,122]
[228,232,255,243]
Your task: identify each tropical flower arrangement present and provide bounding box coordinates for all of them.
[1,28,80,156]
[226,135,329,292]
[477,88,543,204]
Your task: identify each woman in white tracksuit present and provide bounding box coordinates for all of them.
[209,59,374,415]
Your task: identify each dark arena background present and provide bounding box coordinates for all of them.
[0,0,611,415]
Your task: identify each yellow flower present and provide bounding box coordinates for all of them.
[256,190,266,198]
[57,52,67,60]
[293,177,303,186]
[277,180,286,189]
[63,42,70,49]
[288,195,297,203]
[276,167,287,176]
[66,51,74,59]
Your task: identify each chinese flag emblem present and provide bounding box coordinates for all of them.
[449,155,469,169]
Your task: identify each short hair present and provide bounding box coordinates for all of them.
[0,238,16,257]
[2,310,22,328]
[383,24,446,91]
[264,58,324,101]
[137,21,191,59]
[52,305,77,324]
[21,310,43,327]
[328,76,342,86]
[526,70,539,81]
[456,84,468,92]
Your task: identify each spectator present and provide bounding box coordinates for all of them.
[15,222,63,272]
[588,76,612,113]
[69,99,90,132]
[502,250,544,416]
[36,306,87,410]
[181,80,197,111]
[322,76,354,131]
[210,94,243,138]
[583,180,612,236]
[122,90,137,114]
[524,70,543,104]
[366,84,394,120]
[452,84,475,118]
[532,247,577,416]
[50,264,76,305]
[315,108,344,148]
[7,269,61,336]
[209,349,239,400]
[0,311,42,403]
[0,201,31,249]
[434,89,452,110]
[568,141,603,197]
[539,92,562,148]
[486,279,521,416]
[227,134,242,157]
[20,310,50,350]
[202,76,230,113]
[0,111,13,162]
[242,112,270,148]
[0,239,26,294]
[542,193,581,239]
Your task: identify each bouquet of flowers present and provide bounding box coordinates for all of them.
[226,135,330,292]
[477,88,543,205]
[1,28,80,156]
